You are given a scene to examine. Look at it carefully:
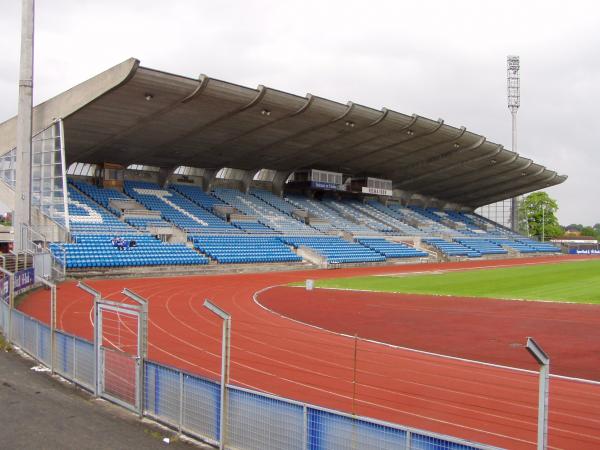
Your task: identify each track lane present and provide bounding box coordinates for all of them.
[17,256,600,449]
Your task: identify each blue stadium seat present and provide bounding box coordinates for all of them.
[193,236,302,264]
[357,238,428,258]
[422,238,482,258]
[50,234,209,269]
[281,236,385,264]
[124,181,238,234]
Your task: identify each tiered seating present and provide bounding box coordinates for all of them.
[325,200,395,233]
[281,236,385,264]
[388,204,452,236]
[433,211,478,236]
[70,179,129,215]
[357,238,428,258]
[423,238,481,258]
[65,186,135,234]
[251,189,297,215]
[454,238,508,255]
[366,201,427,236]
[407,206,464,236]
[489,239,537,253]
[286,196,377,235]
[124,181,236,234]
[50,234,208,269]
[124,216,173,231]
[466,212,520,238]
[193,236,302,264]
[212,188,317,235]
[309,222,337,233]
[517,238,561,252]
[55,177,558,270]
[170,183,222,210]
[231,221,274,233]
[444,210,484,232]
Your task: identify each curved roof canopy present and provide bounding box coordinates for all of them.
[0,58,566,208]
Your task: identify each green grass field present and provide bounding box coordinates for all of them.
[310,260,600,303]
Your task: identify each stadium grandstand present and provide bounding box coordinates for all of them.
[3,53,592,450]
[0,58,565,272]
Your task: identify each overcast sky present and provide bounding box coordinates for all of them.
[1,0,599,224]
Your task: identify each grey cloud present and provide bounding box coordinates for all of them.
[1,0,599,223]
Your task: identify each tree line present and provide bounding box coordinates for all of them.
[517,192,598,241]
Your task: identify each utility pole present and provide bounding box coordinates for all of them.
[14,0,35,250]
[507,56,520,232]
[542,204,546,242]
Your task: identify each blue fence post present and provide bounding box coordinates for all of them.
[178,370,184,433]
[62,333,68,373]
[38,324,45,362]
[306,408,322,450]
[215,381,221,441]
[155,364,160,416]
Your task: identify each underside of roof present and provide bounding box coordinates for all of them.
[0,58,567,208]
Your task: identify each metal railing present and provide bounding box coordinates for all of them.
[0,282,500,450]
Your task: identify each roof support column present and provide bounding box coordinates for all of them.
[272,171,291,197]
[158,167,176,188]
[392,189,412,207]
[240,170,257,194]
[201,169,218,192]
[409,194,430,208]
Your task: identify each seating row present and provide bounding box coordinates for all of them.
[357,238,428,258]
[423,238,482,258]
[454,239,508,255]
[193,236,302,264]
[281,236,386,264]
[51,233,209,269]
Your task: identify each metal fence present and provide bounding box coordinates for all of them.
[6,307,95,391]
[143,360,495,450]
[0,302,497,450]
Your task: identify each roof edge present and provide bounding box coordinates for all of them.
[0,57,140,156]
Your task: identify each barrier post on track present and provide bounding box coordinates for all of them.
[0,267,15,344]
[203,299,231,450]
[77,282,102,396]
[525,337,550,450]
[36,276,56,374]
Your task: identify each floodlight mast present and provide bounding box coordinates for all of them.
[507,55,520,150]
[14,0,35,250]
[507,55,521,232]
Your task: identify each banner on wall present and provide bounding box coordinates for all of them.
[361,187,393,196]
[569,249,600,255]
[14,268,35,293]
[310,181,339,191]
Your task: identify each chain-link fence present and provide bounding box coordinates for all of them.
[0,296,499,450]
[143,361,498,450]
[6,308,96,391]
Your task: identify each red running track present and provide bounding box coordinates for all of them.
[258,286,600,380]
[19,256,600,449]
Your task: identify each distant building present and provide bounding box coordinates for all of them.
[551,235,599,254]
